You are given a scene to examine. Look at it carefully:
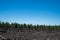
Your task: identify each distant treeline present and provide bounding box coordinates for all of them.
[0,21,60,30]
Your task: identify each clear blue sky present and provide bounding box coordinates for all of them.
[0,0,60,25]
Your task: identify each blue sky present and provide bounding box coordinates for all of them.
[0,0,60,25]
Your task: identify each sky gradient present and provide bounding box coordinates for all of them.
[0,0,60,25]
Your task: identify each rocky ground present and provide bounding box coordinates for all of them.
[0,28,60,40]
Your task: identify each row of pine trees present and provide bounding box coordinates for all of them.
[0,21,60,30]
